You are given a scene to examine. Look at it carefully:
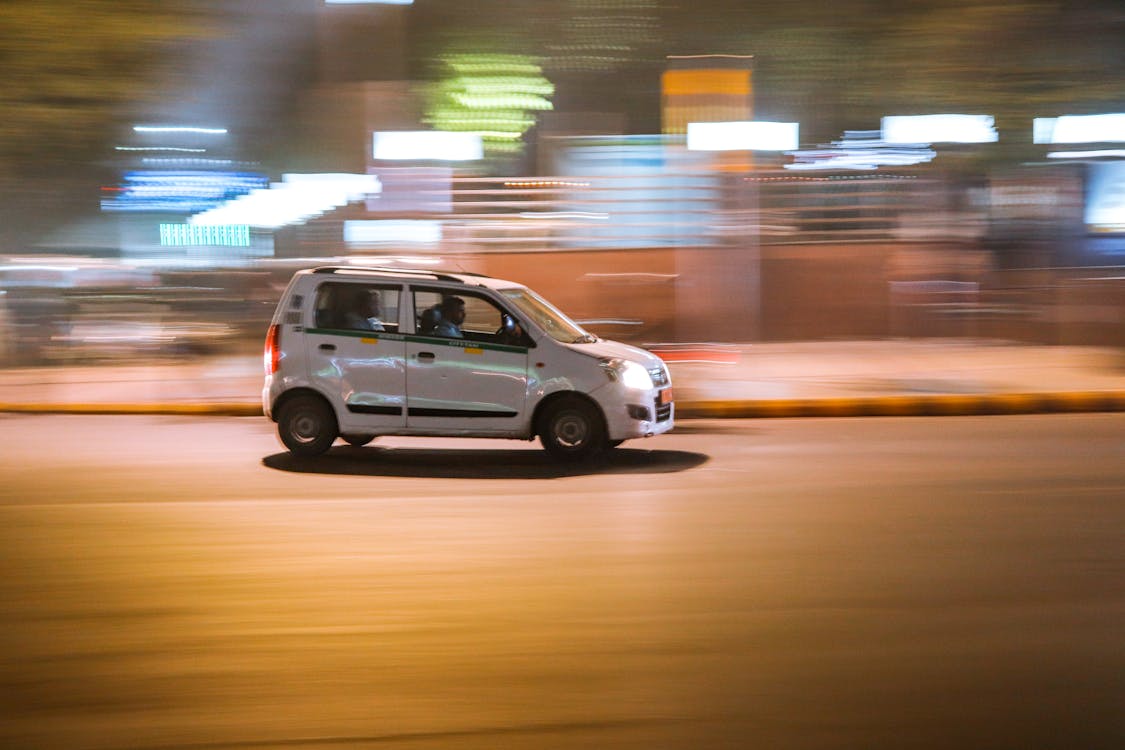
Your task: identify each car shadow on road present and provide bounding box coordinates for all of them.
[263,445,709,479]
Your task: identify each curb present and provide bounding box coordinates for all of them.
[0,402,263,417]
[675,392,1125,418]
[2,392,1125,418]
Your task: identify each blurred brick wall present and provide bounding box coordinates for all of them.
[451,243,1124,345]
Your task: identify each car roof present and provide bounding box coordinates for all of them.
[300,265,522,290]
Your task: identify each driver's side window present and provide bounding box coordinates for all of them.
[460,295,503,338]
[411,288,527,346]
[460,295,530,346]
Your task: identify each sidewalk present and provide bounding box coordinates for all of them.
[2,340,1124,417]
[663,340,1125,417]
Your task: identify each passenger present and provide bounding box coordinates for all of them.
[342,288,385,331]
[434,296,466,338]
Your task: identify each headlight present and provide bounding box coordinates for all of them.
[600,358,654,390]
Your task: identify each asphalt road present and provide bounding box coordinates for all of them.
[1,414,1123,750]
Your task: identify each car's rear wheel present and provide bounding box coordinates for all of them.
[277,394,338,456]
[538,396,607,461]
[342,434,376,448]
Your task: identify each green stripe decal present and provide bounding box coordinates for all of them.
[305,328,528,354]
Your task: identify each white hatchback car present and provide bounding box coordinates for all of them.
[263,266,673,460]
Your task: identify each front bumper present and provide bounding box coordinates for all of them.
[601,386,675,441]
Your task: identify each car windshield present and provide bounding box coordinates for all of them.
[499,287,596,344]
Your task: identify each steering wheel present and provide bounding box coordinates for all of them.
[495,313,518,342]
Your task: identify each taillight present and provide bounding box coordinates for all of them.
[264,324,281,375]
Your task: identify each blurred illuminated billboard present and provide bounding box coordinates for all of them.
[422,53,553,161]
[785,130,935,171]
[159,224,250,247]
[662,55,753,135]
[101,171,267,213]
[1086,162,1125,234]
[189,173,379,230]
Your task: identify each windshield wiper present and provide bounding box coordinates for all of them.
[571,334,598,343]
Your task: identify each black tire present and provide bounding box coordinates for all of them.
[277,394,338,457]
[342,434,376,448]
[607,440,625,449]
[538,396,607,461]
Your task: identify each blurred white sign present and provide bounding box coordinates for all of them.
[1034,114,1125,144]
[1086,162,1125,233]
[344,220,441,245]
[881,115,998,144]
[687,121,799,151]
[373,132,483,161]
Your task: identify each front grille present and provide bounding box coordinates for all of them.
[654,397,672,422]
[649,366,670,387]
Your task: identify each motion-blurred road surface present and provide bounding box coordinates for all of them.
[1,414,1123,749]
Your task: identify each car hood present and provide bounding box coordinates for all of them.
[565,338,668,370]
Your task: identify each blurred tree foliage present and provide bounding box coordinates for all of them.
[0,0,214,175]
[0,0,215,242]
[668,0,1125,144]
[413,0,1124,146]
[859,3,1123,137]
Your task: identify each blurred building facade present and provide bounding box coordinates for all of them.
[6,0,1124,363]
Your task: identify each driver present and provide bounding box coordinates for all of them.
[435,296,465,338]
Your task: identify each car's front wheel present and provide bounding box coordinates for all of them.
[538,396,607,461]
[277,394,338,456]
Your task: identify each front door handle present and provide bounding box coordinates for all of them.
[318,343,336,352]
[417,351,436,361]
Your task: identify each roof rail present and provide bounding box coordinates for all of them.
[311,265,471,283]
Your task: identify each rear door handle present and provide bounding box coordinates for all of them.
[318,343,336,352]
[417,351,435,361]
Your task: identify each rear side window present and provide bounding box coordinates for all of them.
[313,282,400,333]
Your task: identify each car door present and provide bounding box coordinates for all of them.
[306,280,407,430]
[405,286,530,433]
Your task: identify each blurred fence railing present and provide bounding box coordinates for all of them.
[329,170,982,254]
[319,168,985,254]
